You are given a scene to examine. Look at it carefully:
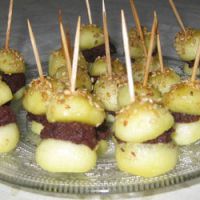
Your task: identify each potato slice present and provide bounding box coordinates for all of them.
[116,142,178,177]
[89,57,126,77]
[118,82,161,108]
[30,121,44,135]
[0,123,19,153]
[173,120,200,145]
[46,90,105,126]
[36,139,97,173]
[48,48,88,77]
[129,27,156,59]
[80,24,104,50]
[0,49,25,74]
[149,68,181,94]
[0,80,13,106]
[174,28,200,61]
[94,74,127,112]
[23,77,62,115]
[114,100,174,143]
[163,81,200,115]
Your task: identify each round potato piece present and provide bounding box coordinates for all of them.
[129,27,156,59]
[0,80,13,106]
[163,81,200,115]
[80,24,104,50]
[116,142,178,177]
[36,139,97,173]
[117,83,161,108]
[173,120,200,145]
[0,123,20,153]
[0,49,25,74]
[114,100,174,143]
[46,90,105,126]
[174,28,200,61]
[149,68,181,94]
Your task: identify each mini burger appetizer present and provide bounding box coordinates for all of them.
[80,0,116,62]
[114,99,178,177]
[89,56,126,79]
[0,79,19,153]
[35,17,107,172]
[115,10,178,177]
[169,0,200,75]
[0,0,26,100]
[36,89,106,172]
[48,48,88,77]
[163,37,200,145]
[163,80,200,145]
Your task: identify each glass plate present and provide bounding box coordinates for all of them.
[0,58,200,195]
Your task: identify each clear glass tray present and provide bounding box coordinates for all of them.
[0,58,200,195]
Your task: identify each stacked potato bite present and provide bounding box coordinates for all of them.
[36,89,106,172]
[114,99,178,177]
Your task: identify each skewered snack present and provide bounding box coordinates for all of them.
[149,68,181,94]
[163,32,200,146]
[169,0,200,75]
[48,48,88,77]
[36,89,106,172]
[0,0,26,100]
[163,81,200,145]
[174,28,200,75]
[89,56,126,78]
[80,24,116,63]
[0,79,19,153]
[129,27,156,60]
[117,82,161,108]
[94,73,127,112]
[115,10,178,177]
[53,66,92,91]
[132,55,160,82]
[114,99,178,177]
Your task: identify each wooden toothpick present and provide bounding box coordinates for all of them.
[71,16,81,92]
[157,29,164,73]
[102,0,112,78]
[59,20,72,83]
[27,19,43,79]
[169,0,186,34]
[121,10,135,102]
[58,10,72,59]
[85,0,92,24]
[5,0,14,49]
[191,42,200,82]
[129,0,147,57]
[143,12,157,87]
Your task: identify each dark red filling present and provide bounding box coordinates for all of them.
[186,60,194,68]
[172,112,200,123]
[81,42,116,63]
[144,128,174,144]
[0,106,16,126]
[2,73,25,94]
[115,127,174,144]
[41,122,97,149]
[40,121,111,149]
[27,112,48,125]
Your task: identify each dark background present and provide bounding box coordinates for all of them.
[0,0,199,65]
